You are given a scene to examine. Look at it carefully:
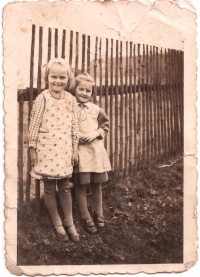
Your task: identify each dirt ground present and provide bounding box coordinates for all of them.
[17,158,183,265]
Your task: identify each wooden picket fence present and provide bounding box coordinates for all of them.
[17,25,184,213]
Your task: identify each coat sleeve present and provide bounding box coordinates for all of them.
[28,93,45,149]
[97,108,109,139]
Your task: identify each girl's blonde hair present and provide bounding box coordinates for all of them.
[44,58,73,88]
[70,72,95,94]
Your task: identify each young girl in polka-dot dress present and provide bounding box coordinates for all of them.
[28,58,79,243]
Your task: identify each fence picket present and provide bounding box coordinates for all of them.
[159,48,164,158]
[55,28,58,58]
[119,41,124,170]
[69,31,73,67]
[149,46,153,160]
[18,92,24,209]
[99,38,102,108]
[180,51,184,150]
[133,44,137,171]
[26,24,35,211]
[156,47,161,158]
[152,46,157,158]
[82,34,86,73]
[162,49,167,158]
[105,39,109,150]
[137,44,142,166]
[87,36,90,74]
[129,42,133,172]
[178,51,184,150]
[145,45,150,162]
[93,37,98,104]
[37,27,43,95]
[61,29,66,59]
[47,28,51,63]
[166,49,171,158]
[114,40,119,170]
[109,39,114,168]
[125,41,129,174]
[75,32,79,76]
[142,44,146,165]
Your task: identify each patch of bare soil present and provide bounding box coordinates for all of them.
[17,159,183,265]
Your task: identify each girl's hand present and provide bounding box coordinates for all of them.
[80,131,99,143]
[30,147,38,167]
[72,151,79,166]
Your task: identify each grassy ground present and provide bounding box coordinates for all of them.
[17,158,183,265]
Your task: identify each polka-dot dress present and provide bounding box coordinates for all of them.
[32,90,77,179]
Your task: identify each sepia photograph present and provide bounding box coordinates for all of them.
[3,0,198,275]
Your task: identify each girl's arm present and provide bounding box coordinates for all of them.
[96,108,109,139]
[28,94,45,166]
[28,93,45,149]
[71,97,79,166]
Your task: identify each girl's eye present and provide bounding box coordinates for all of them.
[86,90,92,93]
[60,76,66,79]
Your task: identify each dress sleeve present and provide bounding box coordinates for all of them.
[71,96,79,144]
[97,108,109,139]
[28,93,45,149]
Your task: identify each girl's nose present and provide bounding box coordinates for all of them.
[54,78,62,84]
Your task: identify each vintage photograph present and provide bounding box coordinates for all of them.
[3,0,197,275]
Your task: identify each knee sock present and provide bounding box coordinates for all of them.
[75,184,92,221]
[91,183,103,217]
[44,179,65,235]
[57,178,75,231]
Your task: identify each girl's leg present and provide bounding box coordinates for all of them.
[75,183,97,233]
[57,178,78,237]
[43,179,65,235]
[91,183,103,217]
[74,184,91,221]
[57,178,73,227]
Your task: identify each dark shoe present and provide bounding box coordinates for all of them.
[66,225,80,243]
[93,213,105,227]
[82,219,98,234]
[54,225,69,242]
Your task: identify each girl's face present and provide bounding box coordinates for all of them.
[75,81,93,103]
[48,64,69,93]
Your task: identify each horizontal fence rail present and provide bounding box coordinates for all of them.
[17,25,184,213]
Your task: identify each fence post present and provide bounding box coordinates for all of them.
[110,39,114,169]
[114,40,119,170]
[129,42,133,173]
[119,41,124,171]
[26,24,35,213]
[133,44,137,172]
[105,38,109,151]
[125,41,129,175]
[18,92,24,210]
